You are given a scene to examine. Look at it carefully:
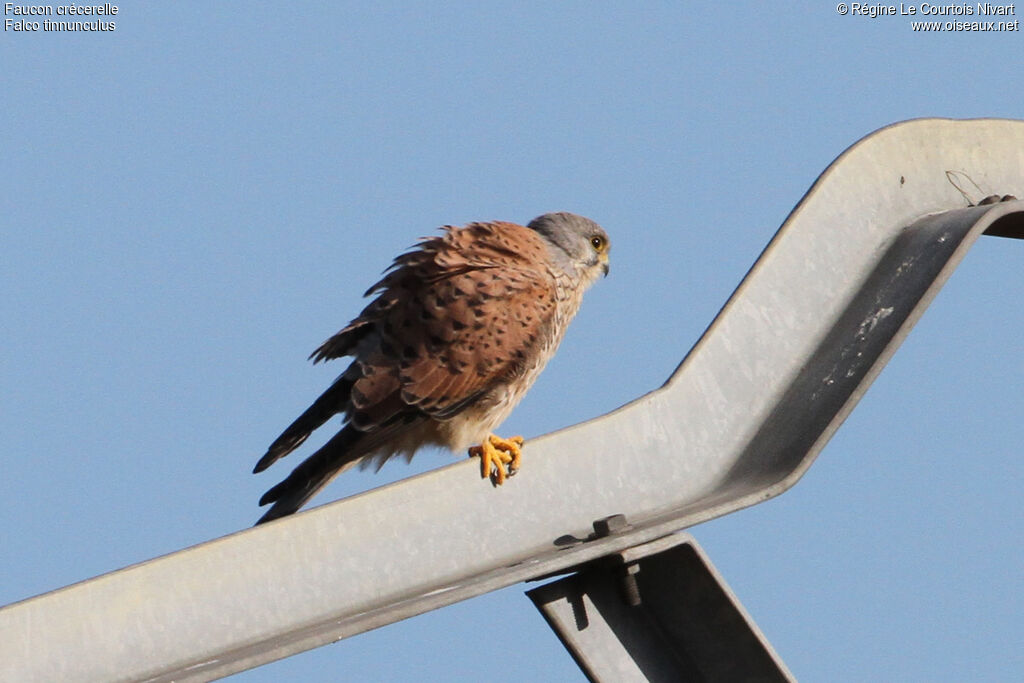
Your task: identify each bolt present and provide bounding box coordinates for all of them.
[592,514,629,538]
[620,562,642,607]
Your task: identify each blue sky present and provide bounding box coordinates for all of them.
[2,2,1021,680]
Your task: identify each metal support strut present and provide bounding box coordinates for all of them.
[529,524,794,683]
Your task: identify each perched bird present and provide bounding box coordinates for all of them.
[253,212,610,524]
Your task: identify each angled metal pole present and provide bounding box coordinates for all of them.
[2,118,1022,682]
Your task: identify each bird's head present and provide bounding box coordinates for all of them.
[527,212,610,284]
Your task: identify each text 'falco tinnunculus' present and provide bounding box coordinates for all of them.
[253,212,610,524]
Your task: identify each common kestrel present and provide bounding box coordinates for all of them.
[253,212,610,524]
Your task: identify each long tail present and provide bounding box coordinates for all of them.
[255,425,366,525]
[253,376,353,474]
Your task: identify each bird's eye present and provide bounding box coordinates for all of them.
[590,235,606,252]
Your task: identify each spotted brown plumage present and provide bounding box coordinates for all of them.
[253,212,610,524]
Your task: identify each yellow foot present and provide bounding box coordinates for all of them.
[468,434,525,485]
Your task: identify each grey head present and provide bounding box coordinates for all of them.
[527,212,611,280]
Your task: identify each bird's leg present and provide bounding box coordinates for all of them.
[468,434,525,485]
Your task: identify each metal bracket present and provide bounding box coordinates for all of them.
[528,530,795,683]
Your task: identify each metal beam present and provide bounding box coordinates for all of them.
[527,531,795,683]
[2,118,1022,682]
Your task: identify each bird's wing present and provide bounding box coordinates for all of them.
[314,221,560,426]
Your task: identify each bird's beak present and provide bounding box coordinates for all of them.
[600,253,610,276]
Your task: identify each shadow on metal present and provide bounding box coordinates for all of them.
[724,202,1024,493]
[1,118,1022,682]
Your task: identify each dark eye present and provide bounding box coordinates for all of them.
[590,235,606,251]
